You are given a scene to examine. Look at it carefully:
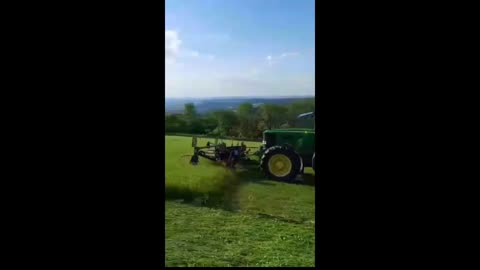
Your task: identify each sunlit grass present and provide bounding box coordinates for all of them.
[165,135,315,267]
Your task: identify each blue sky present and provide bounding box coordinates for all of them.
[165,0,315,97]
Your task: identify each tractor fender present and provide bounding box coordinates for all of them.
[312,152,315,172]
[281,144,304,173]
[299,154,304,174]
[282,143,295,150]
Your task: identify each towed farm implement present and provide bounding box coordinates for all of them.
[189,137,259,168]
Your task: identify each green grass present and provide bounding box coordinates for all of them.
[165,135,315,267]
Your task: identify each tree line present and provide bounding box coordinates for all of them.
[165,98,315,140]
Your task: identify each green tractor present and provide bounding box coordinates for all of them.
[258,111,315,182]
[188,111,315,182]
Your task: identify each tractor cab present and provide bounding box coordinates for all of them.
[296,111,315,129]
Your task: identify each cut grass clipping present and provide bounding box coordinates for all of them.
[165,135,315,267]
[165,135,258,208]
[165,168,241,209]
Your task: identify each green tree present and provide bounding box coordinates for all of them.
[165,114,186,133]
[259,104,288,130]
[202,113,218,134]
[182,103,203,133]
[237,102,255,138]
[184,103,197,121]
[212,110,238,137]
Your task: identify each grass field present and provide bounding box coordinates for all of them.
[165,135,315,267]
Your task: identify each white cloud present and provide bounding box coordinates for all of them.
[181,49,215,60]
[266,55,273,66]
[190,50,199,57]
[265,52,299,66]
[165,30,182,60]
[165,34,312,98]
[280,52,299,58]
[165,30,215,64]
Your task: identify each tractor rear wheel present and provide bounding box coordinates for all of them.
[260,146,301,182]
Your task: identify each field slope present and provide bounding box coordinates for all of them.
[165,135,315,267]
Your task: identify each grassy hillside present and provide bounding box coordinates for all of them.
[165,135,315,267]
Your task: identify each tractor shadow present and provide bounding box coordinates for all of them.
[302,173,316,187]
[235,162,316,187]
[165,161,315,212]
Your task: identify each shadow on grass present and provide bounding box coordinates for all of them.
[302,173,316,187]
[235,163,316,187]
[165,167,242,211]
[165,161,315,211]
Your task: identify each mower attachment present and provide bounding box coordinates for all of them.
[189,154,199,165]
[189,137,257,168]
[192,137,198,147]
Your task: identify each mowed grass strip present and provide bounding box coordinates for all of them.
[165,135,315,267]
[165,201,315,267]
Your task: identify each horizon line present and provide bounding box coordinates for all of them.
[166,95,315,99]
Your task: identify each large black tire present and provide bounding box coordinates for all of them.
[312,153,315,172]
[260,145,301,182]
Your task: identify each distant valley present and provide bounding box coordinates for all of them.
[165,96,315,114]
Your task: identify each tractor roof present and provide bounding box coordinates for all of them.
[297,111,315,119]
[264,128,314,133]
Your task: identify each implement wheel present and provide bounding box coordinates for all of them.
[260,146,301,182]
